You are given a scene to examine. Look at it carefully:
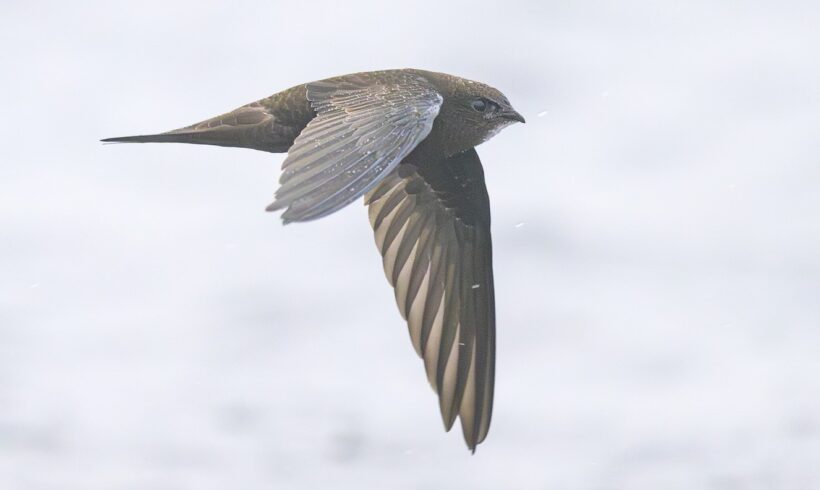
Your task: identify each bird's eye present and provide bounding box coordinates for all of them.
[471,99,487,112]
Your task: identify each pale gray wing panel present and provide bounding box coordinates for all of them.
[267,73,442,223]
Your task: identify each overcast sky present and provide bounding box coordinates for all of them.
[2,1,819,489]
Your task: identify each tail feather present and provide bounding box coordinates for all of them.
[100,122,287,152]
[100,122,273,151]
[101,85,316,153]
[100,101,303,153]
[101,132,206,145]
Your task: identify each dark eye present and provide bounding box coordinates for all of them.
[470,99,487,112]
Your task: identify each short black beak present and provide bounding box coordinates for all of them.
[501,109,526,124]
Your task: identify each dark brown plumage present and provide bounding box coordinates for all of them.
[102,68,524,451]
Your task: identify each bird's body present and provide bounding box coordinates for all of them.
[103,68,524,451]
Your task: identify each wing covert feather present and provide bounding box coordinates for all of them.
[267,73,442,223]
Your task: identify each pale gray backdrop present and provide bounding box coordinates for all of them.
[2,1,819,489]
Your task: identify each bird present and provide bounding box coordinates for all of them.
[102,68,525,452]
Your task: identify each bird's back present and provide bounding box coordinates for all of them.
[102,69,462,154]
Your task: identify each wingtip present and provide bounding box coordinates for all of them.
[465,436,481,454]
[442,413,480,453]
[441,409,459,433]
[263,201,293,225]
[464,434,479,454]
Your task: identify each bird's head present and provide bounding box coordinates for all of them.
[436,79,525,156]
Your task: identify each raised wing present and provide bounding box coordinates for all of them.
[266,72,443,223]
[365,148,496,452]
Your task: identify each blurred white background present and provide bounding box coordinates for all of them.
[2,1,819,488]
